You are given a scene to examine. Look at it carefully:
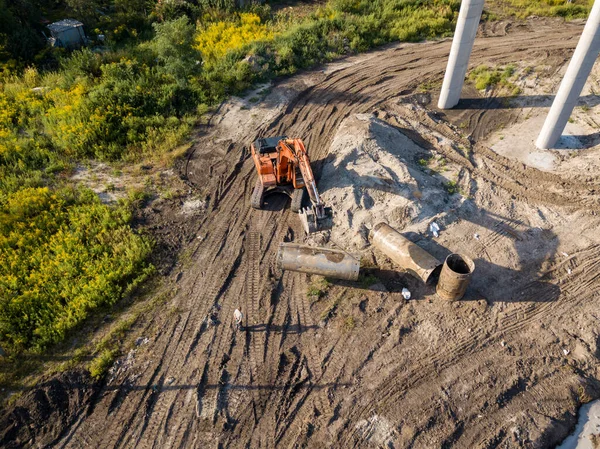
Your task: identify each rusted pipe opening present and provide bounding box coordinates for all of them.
[436,253,475,301]
[446,254,474,275]
[425,265,443,286]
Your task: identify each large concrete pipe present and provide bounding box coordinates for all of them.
[536,0,600,149]
[436,253,475,301]
[370,223,442,283]
[277,243,360,281]
[438,0,486,109]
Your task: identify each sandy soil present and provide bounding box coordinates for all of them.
[3,17,600,449]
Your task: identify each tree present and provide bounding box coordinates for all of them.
[0,0,46,65]
[150,16,201,85]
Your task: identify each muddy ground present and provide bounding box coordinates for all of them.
[3,17,600,449]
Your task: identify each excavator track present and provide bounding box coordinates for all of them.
[250,179,264,210]
[290,188,304,213]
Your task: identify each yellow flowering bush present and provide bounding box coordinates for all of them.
[43,83,98,156]
[0,187,152,351]
[195,13,276,67]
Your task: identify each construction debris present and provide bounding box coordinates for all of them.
[277,243,360,281]
[370,222,442,283]
[430,222,441,238]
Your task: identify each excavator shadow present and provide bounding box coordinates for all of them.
[260,191,292,212]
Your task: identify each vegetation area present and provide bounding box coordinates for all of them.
[487,0,592,19]
[468,64,521,95]
[0,0,592,368]
[0,187,152,352]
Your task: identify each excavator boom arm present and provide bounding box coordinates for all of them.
[279,139,324,209]
[292,140,322,206]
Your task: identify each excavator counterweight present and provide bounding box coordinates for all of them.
[250,137,332,234]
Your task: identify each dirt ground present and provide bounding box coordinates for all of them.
[3,17,600,449]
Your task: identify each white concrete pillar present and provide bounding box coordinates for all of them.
[438,0,485,109]
[536,0,600,149]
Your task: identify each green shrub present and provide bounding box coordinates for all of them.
[307,276,331,299]
[444,180,459,194]
[359,274,378,288]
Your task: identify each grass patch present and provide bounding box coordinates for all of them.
[307,276,331,300]
[417,80,441,93]
[359,274,379,288]
[343,315,356,331]
[456,145,471,157]
[486,0,591,19]
[444,180,459,195]
[468,64,518,91]
[89,349,118,380]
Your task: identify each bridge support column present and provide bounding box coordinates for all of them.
[536,0,600,149]
[438,0,485,109]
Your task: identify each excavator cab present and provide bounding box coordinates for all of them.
[250,137,332,234]
[254,136,286,154]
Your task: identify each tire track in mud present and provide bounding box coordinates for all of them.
[60,162,260,448]
[54,20,600,449]
[141,167,264,445]
[245,230,262,373]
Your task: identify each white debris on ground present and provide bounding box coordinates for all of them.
[107,349,137,385]
[318,114,453,251]
[180,198,206,215]
[135,337,149,346]
[354,414,397,447]
[429,222,441,238]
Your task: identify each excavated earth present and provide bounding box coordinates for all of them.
[4,18,600,449]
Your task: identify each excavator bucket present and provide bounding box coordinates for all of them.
[298,206,333,234]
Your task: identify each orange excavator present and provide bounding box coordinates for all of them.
[250,136,332,234]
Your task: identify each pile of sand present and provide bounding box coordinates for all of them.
[319,114,452,250]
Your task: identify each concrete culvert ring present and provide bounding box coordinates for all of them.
[437,254,475,301]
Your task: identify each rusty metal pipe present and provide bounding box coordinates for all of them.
[370,222,442,283]
[436,254,475,301]
[277,243,360,281]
